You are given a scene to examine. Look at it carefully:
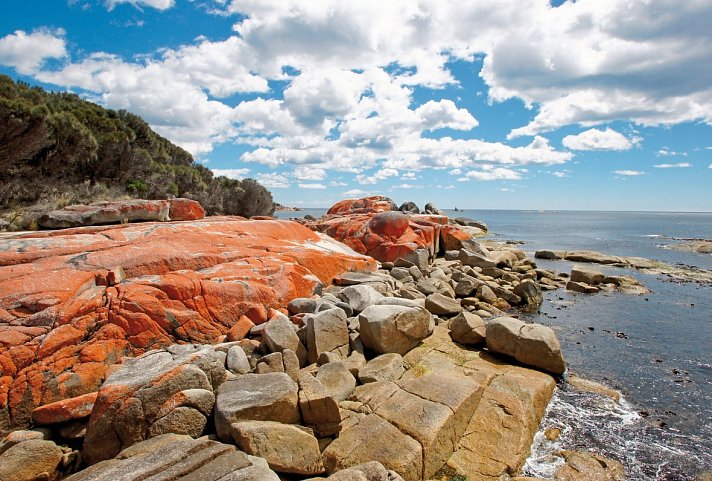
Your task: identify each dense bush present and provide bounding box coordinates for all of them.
[0,75,273,222]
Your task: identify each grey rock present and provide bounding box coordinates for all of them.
[359,305,433,355]
[458,249,496,268]
[448,311,486,346]
[215,373,299,441]
[256,352,285,374]
[423,202,444,215]
[398,201,420,214]
[0,439,64,481]
[513,279,543,308]
[424,293,462,316]
[316,361,357,401]
[226,346,251,374]
[338,285,384,313]
[486,317,566,375]
[416,278,438,295]
[389,267,412,281]
[306,308,350,364]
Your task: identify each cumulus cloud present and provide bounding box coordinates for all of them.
[298,183,327,189]
[342,189,368,197]
[106,0,175,10]
[462,167,523,181]
[356,168,399,185]
[211,168,250,179]
[613,170,645,176]
[0,29,66,75]
[656,148,687,157]
[654,162,692,168]
[551,171,568,178]
[562,128,638,151]
[255,172,290,188]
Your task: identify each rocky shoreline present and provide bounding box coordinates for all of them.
[0,196,636,481]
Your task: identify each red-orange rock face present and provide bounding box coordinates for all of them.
[308,197,465,264]
[0,217,375,432]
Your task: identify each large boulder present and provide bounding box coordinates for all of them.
[230,421,325,475]
[398,201,420,214]
[449,311,486,346]
[570,266,605,285]
[338,285,384,313]
[486,317,566,375]
[513,279,543,309]
[458,249,496,268]
[82,345,225,464]
[64,434,280,481]
[358,353,405,383]
[0,439,65,481]
[214,373,300,442]
[425,293,463,316]
[297,371,342,437]
[262,314,307,364]
[0,216,375,433]
[306,308,350,364]
[359,305,433,355]
[423,202,444,215]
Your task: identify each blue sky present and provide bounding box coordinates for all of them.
[2,0,711,211]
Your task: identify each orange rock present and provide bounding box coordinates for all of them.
[226,316,255,342]
[32,391,98,425]
[168,198,205,221]
[0,216,375,434]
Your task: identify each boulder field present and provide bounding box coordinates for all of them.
[0,216,375,433]
[303,195,477,264]
[0,196,629,481]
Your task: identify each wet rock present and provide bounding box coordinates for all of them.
[230,420,325,475]
[568,375,621,402]
[534,250,561,260]
[566,281,600,293]
[513,279,543,309]
[570,266,605,285]
[555,450,626,481]
[486,317,566,375]
[359,304,433,355]
[449,311,486,346]
[358,353,405,383]
[215,372,299,442]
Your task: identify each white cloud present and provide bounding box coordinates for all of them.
[708,163,712,169]
[656,148,687,157]
[562,128,638,151]
[211,168,250,179]
[293,165,327,181]
[256,172,290,188]
[106,0,175,10]
[356,168,399,185]
[342,189,367,197]
[0,29,66,75]
[392,183,421,189]
[449,168,462,176]
[401,172,417,180]
[500,188,515,192]
[613,170,645,176]
[298,183,327,189]
[654,162,692,168]
[551,171,568,178]
[329,181,348,187]
[464,167,522,181]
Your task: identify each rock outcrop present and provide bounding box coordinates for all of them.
[0,216,375,434]
[38,198,205,229]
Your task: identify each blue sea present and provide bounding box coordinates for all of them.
[276,209,712,480]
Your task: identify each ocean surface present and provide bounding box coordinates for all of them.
[275,209,712,480]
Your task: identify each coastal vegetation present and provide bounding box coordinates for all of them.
[0,75,273,229]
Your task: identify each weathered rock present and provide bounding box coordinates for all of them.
[513,279,543,309]
[425,293,463,316]
[298,371,342,437]
[327,196,397,215]
[0,438,64,481]
[322,414,422,481]
[256,352,285,374]
[566,281,600,293]
[306,308,350,364]
[534,250,561,260]
[449,311,486,346]
[316,361,357,401]
[0,217,375,434]
[398,201,420,214]
[214,372,300,442]
[338,285,384,313]
[321,461,406,481]
[555,450,626,481]
[0,429,50,456]
[230,420,325,475]
[358,353,405,383]
[453,217,488,232]
[64,434,280,481]
[226,345,251,374]
[82,345,225,464]
[262,315,307,364]
[570,266,605,285]
[423,202,444,216]
[32,391,97,426]
[359,305,433,355]
[476,284,498,304]
[458,249,496,268]
[486,317,566,375]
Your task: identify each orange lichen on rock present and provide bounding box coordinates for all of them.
[0,216,375,434]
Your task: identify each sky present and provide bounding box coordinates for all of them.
[1,0,711,211]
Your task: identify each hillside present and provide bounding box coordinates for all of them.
[0,75,273,229]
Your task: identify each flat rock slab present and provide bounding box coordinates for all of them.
[0,217,375,434]
[64,434,280,481]
[402,325,556,481]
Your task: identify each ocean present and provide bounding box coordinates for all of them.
[275,209,712,480]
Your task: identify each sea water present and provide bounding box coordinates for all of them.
[276,209,712,480]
